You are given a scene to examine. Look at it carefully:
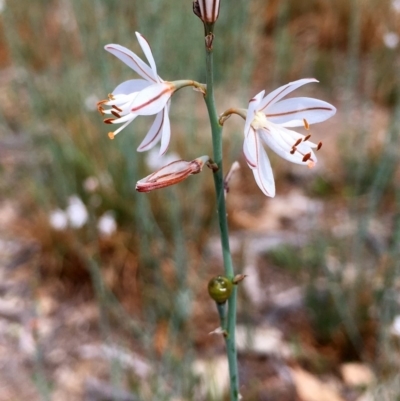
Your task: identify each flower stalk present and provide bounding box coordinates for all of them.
[98,4,336,400]
[203,29,240,401]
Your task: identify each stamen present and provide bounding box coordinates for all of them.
[304,134,311,141]
[303,118,310,130]
[97,99,108,106]
[307,161,315,169]
[97,106,105,116]
[104,118,115,124]
[108,132,115,140]
[317,142,323,150]
[112,105,123,112]
[294,138,302,147]
[111,110,121,118]
[290,147,296,155]
[108,93,115,100]
[302,152,312,162]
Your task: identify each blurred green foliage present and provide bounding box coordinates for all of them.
[1,0,400,399]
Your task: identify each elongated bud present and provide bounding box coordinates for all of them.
[232,274,246,284]
[224,161,240,197]
[136,156,210,193]
[208,275,233,304]
[193,0,220,24]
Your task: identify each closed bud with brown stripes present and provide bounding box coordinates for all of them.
[136,156,210,192]
[193,0,220,24]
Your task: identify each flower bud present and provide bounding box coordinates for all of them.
[232,274,246,284]
[193,0,220,24]
[136,156,209,193]
[208,275,233,304]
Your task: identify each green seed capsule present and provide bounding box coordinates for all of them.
[208,275,233,304]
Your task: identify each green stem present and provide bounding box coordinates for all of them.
[216,302,227,331]
[203,33,240,401]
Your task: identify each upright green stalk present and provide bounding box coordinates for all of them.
[203,28,240,400]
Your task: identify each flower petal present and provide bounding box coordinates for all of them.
[251,145,275,197]
[260,126,318,165]
[110,112,137,124]
[258,78,318,112]
[159,106,171,155]
[265,97,336,127]
[243,126,259,167]
[135,32,161,83]
[271,124,318,149]
[130,83,173,116]
[105,44,158,83]
[137,111,164,152]
[112,79,151,95]
[244,90,265,139]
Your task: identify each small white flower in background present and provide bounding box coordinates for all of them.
[383,32,399,49]
[193,0,220,24]
[83,176,99,193]
[97,212,117,237]
[243,78,336,197]
[66,196,88,228]
[391,315,400,336]
[145,148,180,171]
[49,209,68,231]
[84,94,100,111]
[392,0,400,12]
[0,0,5,13]
[98,32,187,155]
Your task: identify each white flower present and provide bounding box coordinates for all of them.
[83,176,99,193]
[243,78,336,197]
[392,0,400,12]
[66,196,88,228]
[98,32,188,155]
[49,209,68,230]
[383,32,399,49]
[97,212,117,237]
[391,315,400,336]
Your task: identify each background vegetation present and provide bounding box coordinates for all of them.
[0,0,400,400]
